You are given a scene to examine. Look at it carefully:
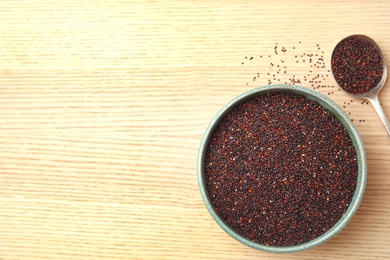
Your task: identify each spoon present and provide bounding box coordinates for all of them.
[331,34,390,136]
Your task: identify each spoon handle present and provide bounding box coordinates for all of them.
[367,95,390,137]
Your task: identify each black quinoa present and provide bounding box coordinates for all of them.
[331,35,384,94]
[205,92,358,247]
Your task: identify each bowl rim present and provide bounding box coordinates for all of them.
[197,84,367,253]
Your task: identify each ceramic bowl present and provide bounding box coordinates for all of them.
[197,84,366,253]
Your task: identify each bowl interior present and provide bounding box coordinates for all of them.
[197,84,366,253]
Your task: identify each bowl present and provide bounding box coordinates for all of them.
[197,84,366,253]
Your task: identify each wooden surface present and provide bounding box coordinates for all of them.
[1,1,390,259]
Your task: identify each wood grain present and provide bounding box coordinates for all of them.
[1,1,390,259]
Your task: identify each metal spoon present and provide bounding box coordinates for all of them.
[331,35,390,136]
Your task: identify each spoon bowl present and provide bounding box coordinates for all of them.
[331,34,390,136]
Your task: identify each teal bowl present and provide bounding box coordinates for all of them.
[197,84,366,253]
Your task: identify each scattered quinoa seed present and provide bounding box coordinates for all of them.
[241,40,368,122]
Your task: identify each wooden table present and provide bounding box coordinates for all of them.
[1,1,390,259]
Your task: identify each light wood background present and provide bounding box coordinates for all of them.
[1,1,390,259]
